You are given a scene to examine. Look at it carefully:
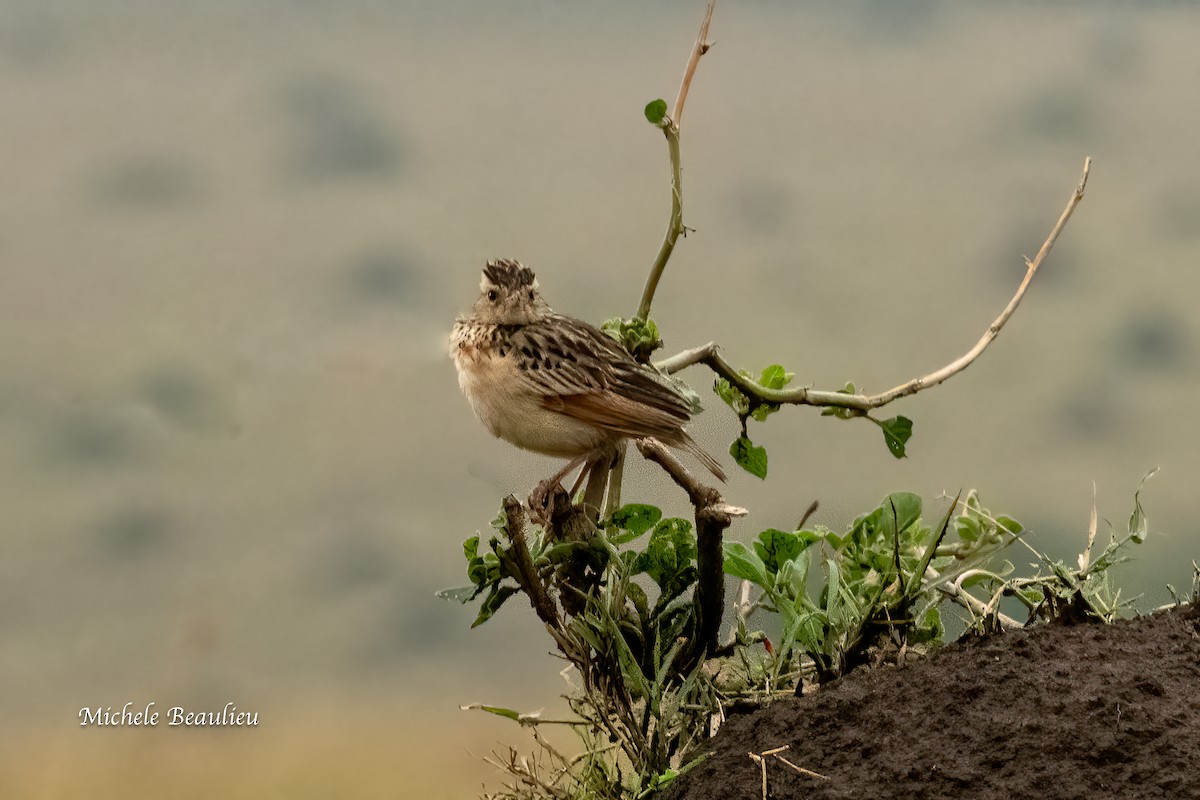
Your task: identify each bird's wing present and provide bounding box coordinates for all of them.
[510,316,692,439]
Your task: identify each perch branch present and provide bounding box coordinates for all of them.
[636,437,746,658]
[656,157,1093,412]
[501,495,562,631]
[635,0,716,322]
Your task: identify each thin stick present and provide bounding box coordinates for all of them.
[672,0,717,125]
[656,158,1093,413]
[636,0,717,322]
[501,495,561,630]
[747,752,767,800]
[774,754,829,781]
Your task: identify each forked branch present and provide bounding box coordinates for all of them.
[656,157,1093,413]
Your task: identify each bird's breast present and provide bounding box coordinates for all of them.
[451,322,608,457]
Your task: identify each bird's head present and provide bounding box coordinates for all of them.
[470,259,552,325]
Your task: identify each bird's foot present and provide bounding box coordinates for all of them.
[528,478,564,526]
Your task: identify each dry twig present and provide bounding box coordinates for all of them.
[748,745,828,800]
[636,0,717,321]
[501,495,561,630]
[656,158,1093,413]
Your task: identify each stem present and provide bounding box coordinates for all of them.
[635,0,716,322]
[635,437,747,660]
[637,130,684,321]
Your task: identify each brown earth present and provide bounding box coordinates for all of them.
[665,605,1200,800]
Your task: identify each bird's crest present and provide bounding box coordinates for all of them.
[483,259,537,291]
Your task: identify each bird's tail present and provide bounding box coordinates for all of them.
[680,432,727,483]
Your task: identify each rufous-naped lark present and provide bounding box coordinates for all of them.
[450,259,724,491]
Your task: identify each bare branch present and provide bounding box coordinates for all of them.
[672,0,717,126]
[501,495,561,631]
[636,1,717,322]
[656,157,1093,413]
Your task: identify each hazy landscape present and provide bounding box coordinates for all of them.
[3,1,1199,797]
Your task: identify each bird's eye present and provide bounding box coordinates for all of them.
[486,290,498,302]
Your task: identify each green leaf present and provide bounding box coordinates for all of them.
[730,435,768,479]
[996,515,1024,535]
[955,514,982,543]
[759,364,794,390]
[1018,587,1045,606]
[777,556,810,598]
[753,528,806,574]
[632,518,697,597]
[876,415,913,459]
[1127,467,1158,544]
[612,622,650,698]
[626,582,651,623]
[609,504,663,537]
[462,535,480,561]
[714,377,752,417]
[749,403,778,423]
[825,554,844,625]
[466,556,491,586]
[643,768,680,795]
[911,607,944,644]
[644,98,669,125]
[884,492,923,537]
[435,585,476,603]
[489,507,509,536]
[461,703,522,722]
[722,542,772,589]
[608,529,645,546]
[908,490,958,597]
[602,316,663,361]
[571,615,606,654]
[471,585,519,627]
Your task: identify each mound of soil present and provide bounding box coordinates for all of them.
[666,606,1200,800]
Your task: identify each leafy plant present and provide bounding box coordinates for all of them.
[954,469,1159,628]
[723,490,1020,685]
[443,498,719,798]
[442,4,1110,798]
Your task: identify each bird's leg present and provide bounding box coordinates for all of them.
[567,460,592,499]
[581,450,613,520]
[529,452,591,522]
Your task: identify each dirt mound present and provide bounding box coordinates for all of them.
[665,606,1200,800]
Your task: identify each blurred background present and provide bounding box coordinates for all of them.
[2,0,1198,796]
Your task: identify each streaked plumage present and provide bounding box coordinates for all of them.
[450,259,725,481]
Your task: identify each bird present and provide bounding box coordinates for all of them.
[450,259,725,507]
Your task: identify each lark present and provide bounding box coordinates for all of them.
[450,259,725,500]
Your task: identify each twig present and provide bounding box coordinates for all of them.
[501,495,561,630]
[766,745,829,781]
[796,499,819,531]
[748,745,828,799]
[747,751,768,800]
[656,158,1093,412]
[671,0,716,126]
[636,437,746,658]
[636,0,717,322]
